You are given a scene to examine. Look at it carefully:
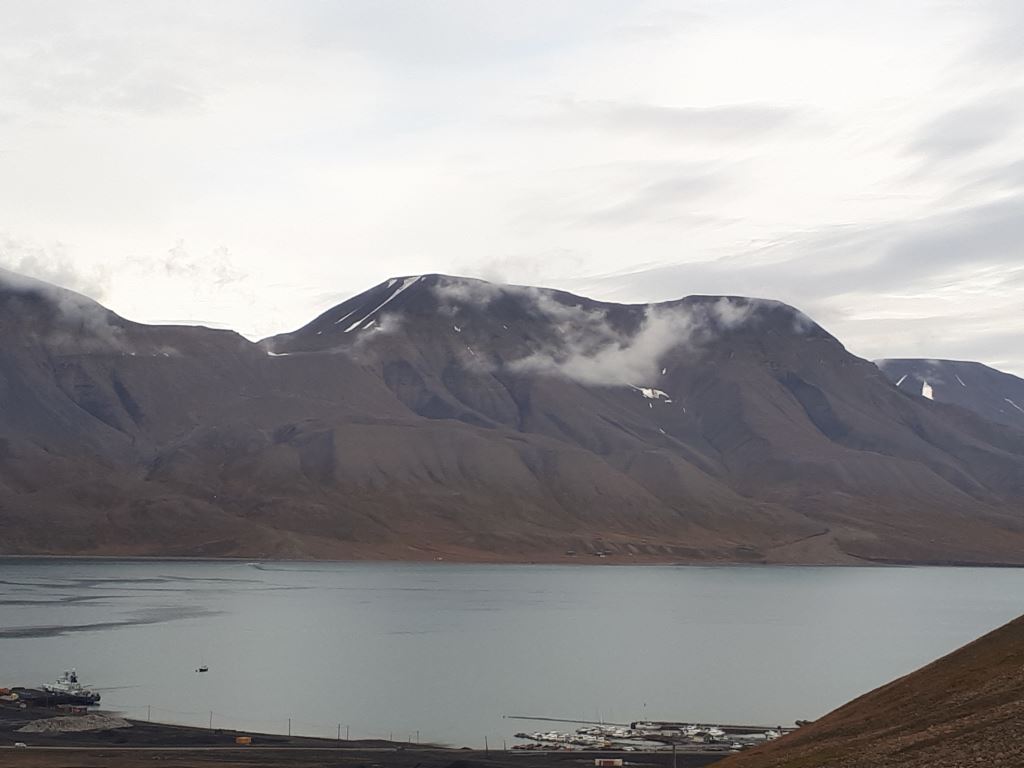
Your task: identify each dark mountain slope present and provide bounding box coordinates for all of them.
[877,358,1024,431]
[1,271,1023,562]
[715,613,1024,768]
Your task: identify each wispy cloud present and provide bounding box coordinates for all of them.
[0,235,111,299]
[433,277,796,387]
[557,99,805,141]
[586,192,1024,375]
[582,171,726,227]
[907,102,1018,160]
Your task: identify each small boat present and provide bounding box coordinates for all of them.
[196,665,209,673]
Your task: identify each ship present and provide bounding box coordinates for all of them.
[38,669,101,705]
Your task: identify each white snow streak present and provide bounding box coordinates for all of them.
[632,385,672,403]
[895,374,907,387]
[344,276,422,333]
[333,308,359,326]
[1005,398,1024,414]
[955,374,967,387]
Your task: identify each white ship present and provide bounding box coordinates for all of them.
[40,669,101,704]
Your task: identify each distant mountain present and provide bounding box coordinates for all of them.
[2,270,1024,563]
[877,358,1024,431]
[717,612,1024,768]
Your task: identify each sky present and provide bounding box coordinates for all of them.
[1,0,1022,375]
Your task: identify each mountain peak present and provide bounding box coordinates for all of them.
[265,272,831,355]
[878,358,1024,429]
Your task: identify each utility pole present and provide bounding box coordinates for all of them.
[147,705,151,722]
[346,725,350,741]
[209,711,213,731]
[485,736,489,754]
[338,723,341,742]
[672,742,677,768]
[288,718,291,737]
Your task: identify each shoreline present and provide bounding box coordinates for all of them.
[0,706,725,768]
[1,553,1022,568]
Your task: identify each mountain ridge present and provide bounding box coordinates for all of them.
[877,357,1024,431]
[1,270,1023,563]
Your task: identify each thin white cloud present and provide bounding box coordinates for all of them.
[908,102,1019,160]
[432,277,800,387]
[0,235,111,300]
[555,99,805,141]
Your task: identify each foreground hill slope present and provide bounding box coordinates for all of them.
[877,358,1024,431]
[716,613,1024,768]
[2,270,1024,562]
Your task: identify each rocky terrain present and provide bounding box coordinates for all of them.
[17,714,131,733]
[877,358,1024,431]
[715,612,1024,768]
[2,268,1024,563]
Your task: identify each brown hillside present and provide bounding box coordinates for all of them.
[2,269,1024,562]
[715,614,1024,768]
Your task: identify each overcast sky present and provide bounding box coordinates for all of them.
[1,0,1022,374]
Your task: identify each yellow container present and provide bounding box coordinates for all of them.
[235,736,252,745]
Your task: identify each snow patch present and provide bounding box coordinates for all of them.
[331,309,360,325]
[1005,398,1024,414]
[895,374,907,387]
[632,385,672,403]
[955,374,966,387]
[453,325,462,333]
[344,276,421,332]
[661,367,667,375]
[921,381,934,400]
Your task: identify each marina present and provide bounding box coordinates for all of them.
[511,719,789,752]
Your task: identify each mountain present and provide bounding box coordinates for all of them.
[715,612,1024,768]
[877,358,1024,431]
[2,270,1024,563]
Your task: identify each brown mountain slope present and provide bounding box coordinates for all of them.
[2,270,1024,562]
[715,613,1024,768]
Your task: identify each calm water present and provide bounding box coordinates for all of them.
[1,560,1022,746]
